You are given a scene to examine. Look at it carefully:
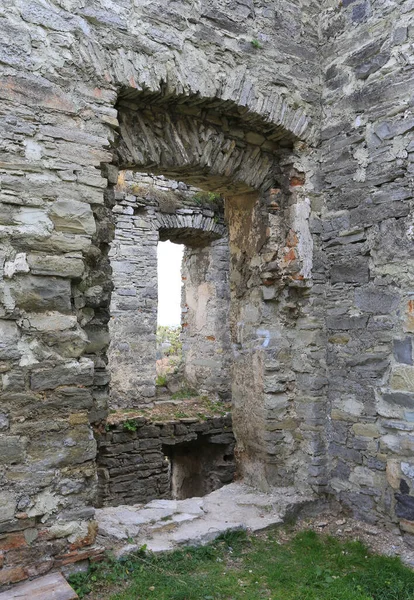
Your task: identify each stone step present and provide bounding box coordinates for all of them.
[95,482,316,558]
[0,572,78,600]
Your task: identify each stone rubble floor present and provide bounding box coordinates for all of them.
[95,482,316,557]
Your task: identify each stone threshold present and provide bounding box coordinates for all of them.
[0,572,78,600]
[95,481,316,557]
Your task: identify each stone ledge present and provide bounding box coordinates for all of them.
[0,572,78,600]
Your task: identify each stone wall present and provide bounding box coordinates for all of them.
[96,413,235,506]
[108,172,231,407]
[181,239,231,400]
[316,0,414,534]
[1,0,414,588]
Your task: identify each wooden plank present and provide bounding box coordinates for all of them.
[0,572,78,600]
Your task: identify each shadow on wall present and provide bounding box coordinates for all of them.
[163,437,236,500]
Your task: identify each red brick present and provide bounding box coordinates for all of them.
[0,534,28,552]
[54,547,103,567]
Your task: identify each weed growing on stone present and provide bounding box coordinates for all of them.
[251,38,262,49]
[156,374,168,387]
[123,420,137,432]
[193,191,222,205]
[69,529,414,599]
[174,410,189,419]
[171,387,198,400]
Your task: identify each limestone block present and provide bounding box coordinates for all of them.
[27,254,85,278]
[390,366,414,393]
[22,312,78,332]
[27,489,60,519]
[352,423,380,438]
[401,462,414,482]
[41,327,89,358]
[14,207,53,236]
[84,326,110,353]
[386,460,401,489]
[381,434,414,456]
[50,199,96,236]
[30,359,94,391]
[27,426,97,469]
[29,232,92,253]
[0,320,21,360]
[7,276,71,313]
[0,491,16,522]
[48,520,89,542]
[0,435,26,464]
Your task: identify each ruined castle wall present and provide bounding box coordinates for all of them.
[6,0,410,586]
[317,0,414,531]
[108,173,230,407]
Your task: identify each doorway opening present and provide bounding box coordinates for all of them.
[108,171,232,409]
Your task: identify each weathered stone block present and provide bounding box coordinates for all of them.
[7,276,71,313]
[330,257,369,283]
[0,491,16,522]
[30,360,94,391]
[27,254,85,278]
[355,287,399,314]
[395,494,414,521]
[381,391,414,409]
[394,338,413,365]
[352,423,379,438]
[49,199,96,236]
[0,436,26,464]
[0,320,20,360]
[27,428,97,468]
[390,366,414,393]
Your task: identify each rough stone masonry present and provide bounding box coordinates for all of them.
[108,171,231,407]
[0,0,413,589]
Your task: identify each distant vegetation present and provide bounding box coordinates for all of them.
[156,325,182,357]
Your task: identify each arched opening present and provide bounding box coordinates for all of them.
[92,87,316,510]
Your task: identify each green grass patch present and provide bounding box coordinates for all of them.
[171,387,198,400]
[69,529,414,599]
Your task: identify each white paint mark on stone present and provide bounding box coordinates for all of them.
[256,329,270,347]
[24,139,43,161]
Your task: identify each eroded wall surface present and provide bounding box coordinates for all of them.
[316,0,414,533]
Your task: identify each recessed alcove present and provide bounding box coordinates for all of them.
[163,437,235,500]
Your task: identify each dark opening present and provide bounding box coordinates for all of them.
[163,437,235,500]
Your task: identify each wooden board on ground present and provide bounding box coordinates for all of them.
[0,572,78,600]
